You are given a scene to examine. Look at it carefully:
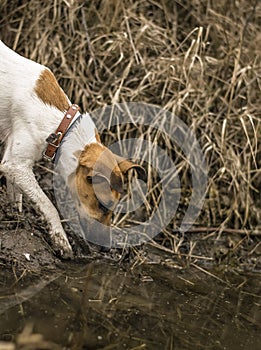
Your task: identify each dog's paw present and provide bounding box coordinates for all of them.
[50,232,74,259]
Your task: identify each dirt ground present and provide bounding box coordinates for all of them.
[0,162,89,273]
[0,161,260,274]
[0,180,64,272]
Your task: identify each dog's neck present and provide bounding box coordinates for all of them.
[54,112,97,182]
[70,110,82,126]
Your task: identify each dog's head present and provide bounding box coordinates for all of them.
[71,142,146,226]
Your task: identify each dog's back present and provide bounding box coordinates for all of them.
[0,41,45,142]
[0,41,71,163]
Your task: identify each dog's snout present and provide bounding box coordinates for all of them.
[99,200,114,213]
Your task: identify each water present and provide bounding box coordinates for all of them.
[0,260,260,350]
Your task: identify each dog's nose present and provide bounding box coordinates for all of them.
[99,200,114,213]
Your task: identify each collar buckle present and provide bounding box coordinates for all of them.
[43,104,80,161]
[45,131,62,145]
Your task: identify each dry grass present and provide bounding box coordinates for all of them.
[0,0,260,262]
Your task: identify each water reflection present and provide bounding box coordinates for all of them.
[0,261,260,350]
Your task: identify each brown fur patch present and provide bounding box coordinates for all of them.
[34,69,70,112]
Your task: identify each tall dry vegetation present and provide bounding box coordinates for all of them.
[0,0,260,241]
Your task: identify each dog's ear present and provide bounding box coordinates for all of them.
[114,155,147,181]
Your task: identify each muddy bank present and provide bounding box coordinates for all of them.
[0,132,260,276]
[0,180,62,272]
[0,175,260,274]
[0,229,59,271]
[0,219,260,275]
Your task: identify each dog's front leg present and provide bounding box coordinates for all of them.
[1,162,73,258]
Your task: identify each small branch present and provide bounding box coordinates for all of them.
[171,226,260,236]
[191,263,230,285]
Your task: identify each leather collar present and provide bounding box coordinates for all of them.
[43,104,80,161]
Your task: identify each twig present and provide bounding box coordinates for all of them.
[171,227,260,236]
[191,263,230,286]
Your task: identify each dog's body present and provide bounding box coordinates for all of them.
[0,41,144,258]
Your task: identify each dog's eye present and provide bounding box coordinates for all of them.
[86,175,108,185]
[86,176,93,184]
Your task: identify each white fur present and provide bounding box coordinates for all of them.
[0,41,89,258]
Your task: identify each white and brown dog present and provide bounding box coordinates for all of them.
[0,41,144,258]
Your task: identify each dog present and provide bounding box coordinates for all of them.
[0,41,145,258]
